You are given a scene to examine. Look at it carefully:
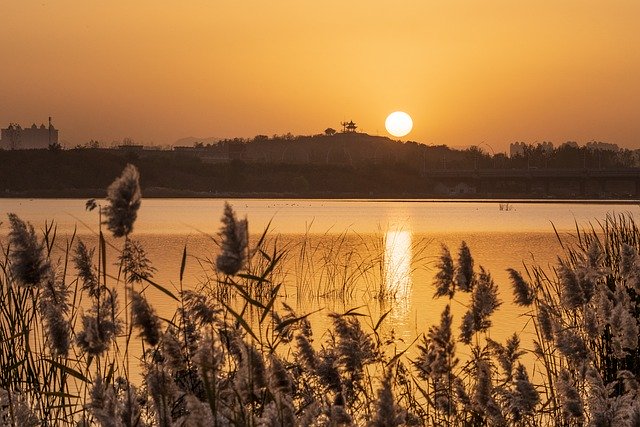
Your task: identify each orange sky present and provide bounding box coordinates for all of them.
[1,1,639,151]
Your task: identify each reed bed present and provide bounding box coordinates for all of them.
[1,164,639,426]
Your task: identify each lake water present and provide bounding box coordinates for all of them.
[1,198,638,361]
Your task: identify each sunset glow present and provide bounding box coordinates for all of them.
[1,1,639,150]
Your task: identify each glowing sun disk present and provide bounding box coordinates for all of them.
[385,111,413,137]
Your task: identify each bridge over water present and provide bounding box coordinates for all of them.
[424,168,640,197]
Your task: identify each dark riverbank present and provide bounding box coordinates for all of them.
[3,189,639,204]
[3,147,639,201]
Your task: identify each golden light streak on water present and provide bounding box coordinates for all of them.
[384,228,412,320]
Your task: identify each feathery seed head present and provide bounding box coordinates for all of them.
[182,290,220,326]
[102,163,141,238]
[119,239,155,285]
[295,332,318,373]
[488,334,524,380]
[536,303,555,342]
[557,370,584,422]
[194,333,223,384]
[472,267,502,327]
[609,297,639,358]
[0,389,40,427]
[415,304,457,380]
[145,365,177,427]
[460,267,501,343]
[131,290,161,347]
[330,313,378,381]
[39,273,72,356]
[459,311,475,344]
[236,340,267,401]
[76,291,121,357]
[369,369,405,427]
[586,239,604,270]
[160,328,186,372]
[89,376,121,427]
[558,259,586,309]
[182,394,213,427]
[583,305,601,339]
[7,213,51,287]
[268,355,293,396]
[620,243,640,290]
[507,268,534,306]
[554,326,589,370]
[434,244,455,299]
[509,364,539,420]
[215,202,248,276]
[455,241,475,292]
[74,240,100,297]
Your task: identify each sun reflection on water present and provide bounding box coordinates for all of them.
[384,228,413,318]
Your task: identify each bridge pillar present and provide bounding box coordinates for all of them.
[635,180,640,197]
[579,179,586,196]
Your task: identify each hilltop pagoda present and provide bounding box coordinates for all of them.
[341,120,357,133]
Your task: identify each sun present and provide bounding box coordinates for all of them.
[385,111,413,138]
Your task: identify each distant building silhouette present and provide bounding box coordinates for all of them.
[1,118,58,149]
[341,120,357,133]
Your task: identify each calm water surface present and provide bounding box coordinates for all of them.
[1,198,637,359]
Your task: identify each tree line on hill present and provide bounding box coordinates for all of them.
[1,133,638,198]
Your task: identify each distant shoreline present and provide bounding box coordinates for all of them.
[1,189,638,204]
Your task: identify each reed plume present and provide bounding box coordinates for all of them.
[39,272,71,356]
[89,376,121,427]
[181,394,213,427]
[619,243,640,291]
[610,284,639,358]
[330,312,377,396]
[434,244,455,298]
[557,369,584,423]
[215,202,248,275]
[182,290,220,326]
[415,304,458,415]
[460,267,501,343]
[120,239,156,284]
[487,333,524,381]
[507,268,534,307]
[0,389,39,427]
[131,290,161,347]
[77,288,121,357]
[369,368,405,427]
[455,241,475,292]
[472,358,505,425]
[507,364,539,422]
[74,240,100,297]
[145,365,177,427]
[102,163,141,238]
[7,213,50,287]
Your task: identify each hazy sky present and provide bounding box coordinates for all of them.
[2,1,639,151]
